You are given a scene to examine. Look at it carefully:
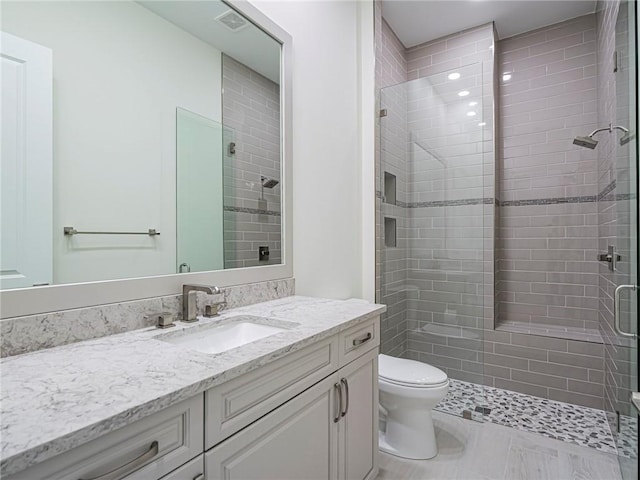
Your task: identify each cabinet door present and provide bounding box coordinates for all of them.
[206,373,340,480]
[338,349,378,480]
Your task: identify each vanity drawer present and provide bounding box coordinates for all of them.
[160,454,204,480]
[340,317,379,366]
[8,396,204,480]
[205,336,339,449]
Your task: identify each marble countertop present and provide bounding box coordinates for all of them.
[0,296,385,476]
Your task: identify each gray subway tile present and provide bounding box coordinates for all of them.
[511,369,569,390]
[494,343,548,361]
[548,351,603,370]
[495,378,549,398]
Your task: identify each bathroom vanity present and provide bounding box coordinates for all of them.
[0,296,384,480]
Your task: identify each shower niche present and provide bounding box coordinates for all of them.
[384,172,397,205]
[384,217,397,248]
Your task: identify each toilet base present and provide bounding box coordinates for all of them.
[378,420,438,460]
[379,430,400,457]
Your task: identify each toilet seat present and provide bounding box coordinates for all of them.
[379,376,449,389]
[379,354,448,388]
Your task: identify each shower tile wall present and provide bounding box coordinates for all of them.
[496,15,601,336]
[376,12,612,410]
[482,330,605,408]
[376,0,409,356]
[221,54,281,268]
[595,0,637,434]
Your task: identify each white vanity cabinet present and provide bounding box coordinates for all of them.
[205,318,379,480]
[205,349,378,480]
[6,316,379,480]
[7,396,204,480]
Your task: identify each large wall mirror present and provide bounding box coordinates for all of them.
[0,0,292,317]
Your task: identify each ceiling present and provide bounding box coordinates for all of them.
[381,0,598,48]
[138,0,280,83]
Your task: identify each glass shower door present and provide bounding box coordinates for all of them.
[613,1,638,478]
[378,62,488,419]
[176,108,225,273]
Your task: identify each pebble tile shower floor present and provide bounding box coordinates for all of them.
[436,379,637,458]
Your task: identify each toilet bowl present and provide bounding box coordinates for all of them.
[378,354,449,460]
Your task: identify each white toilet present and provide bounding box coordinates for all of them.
[378,354,449,460]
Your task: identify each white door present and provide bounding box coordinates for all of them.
[0,32,52,288]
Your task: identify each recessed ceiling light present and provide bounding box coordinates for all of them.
[468,101,478,107]
[448,72,461,80]
[478,122,487,126]
[467,111,477,117]
[458,90,470,97]
[502,73,512,81]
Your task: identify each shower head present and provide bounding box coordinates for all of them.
[573,124,618,149]
[620,131,634,146]
[573,136,598,149]
[261,177,279,188]
[619,132,633,145]
[614,126,634,146]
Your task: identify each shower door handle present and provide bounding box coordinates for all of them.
[614,284,637,339]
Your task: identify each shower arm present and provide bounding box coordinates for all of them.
[587,123,629,137]
[611,125,629,134]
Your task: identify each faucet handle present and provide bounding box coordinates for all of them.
[145,311,176,329]
[204,302,227,317]
[183,284,221,294]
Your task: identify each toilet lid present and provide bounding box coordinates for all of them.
[379,354,448,387]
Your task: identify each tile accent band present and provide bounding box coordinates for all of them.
[224,205,281,216]
[376,181,635,209]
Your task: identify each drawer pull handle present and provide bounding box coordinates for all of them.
[193,475,205,480]
[333,382,342,423]
[352,332,372,346]
[340,378,349,417]
[79,440,159,480]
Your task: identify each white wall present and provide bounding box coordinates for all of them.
[2,1,222,284]
[252,0,375,300]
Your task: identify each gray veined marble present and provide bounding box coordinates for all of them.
[0,278,294,358]
[0,295,385,477]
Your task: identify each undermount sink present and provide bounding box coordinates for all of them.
[160,316,288,354]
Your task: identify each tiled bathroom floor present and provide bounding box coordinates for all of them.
[436,379,637,459]
[376,411,623,480]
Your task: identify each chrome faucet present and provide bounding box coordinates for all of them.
[182,284,221,322]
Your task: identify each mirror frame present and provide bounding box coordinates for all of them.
[0,0,293,319]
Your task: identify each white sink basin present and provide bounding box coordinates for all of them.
[162,318,286,354]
